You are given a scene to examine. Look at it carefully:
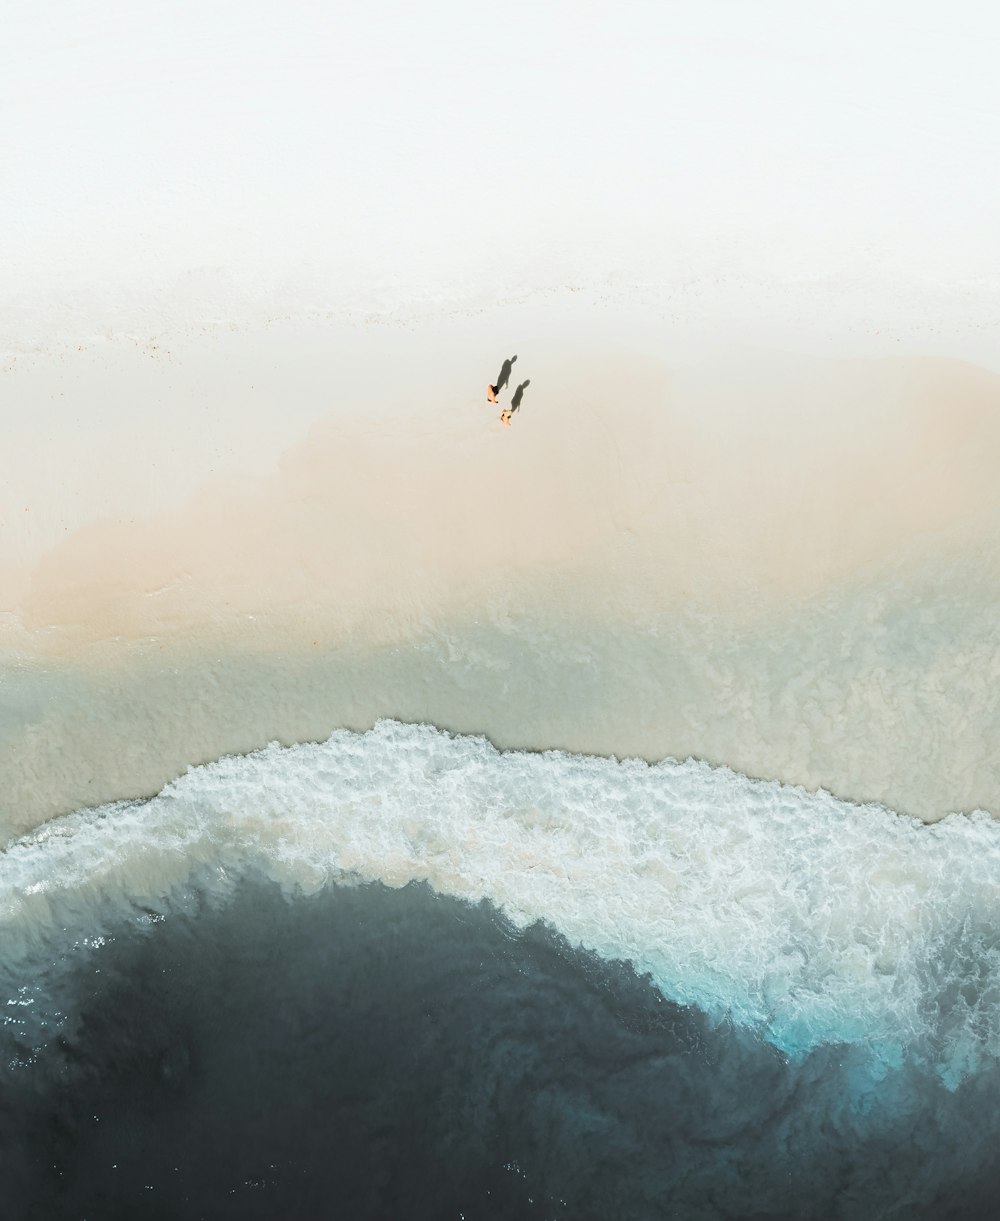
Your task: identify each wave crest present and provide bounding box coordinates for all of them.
[3,720,999,1084]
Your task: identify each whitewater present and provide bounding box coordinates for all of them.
[5,719,998,1084]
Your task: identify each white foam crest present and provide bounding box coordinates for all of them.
[3,720,999,1082]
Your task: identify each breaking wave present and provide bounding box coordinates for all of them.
[4,719,999,1086]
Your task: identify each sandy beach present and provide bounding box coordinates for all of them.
[3,302,999,835]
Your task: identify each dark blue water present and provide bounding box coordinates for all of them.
[2,877,998,1220]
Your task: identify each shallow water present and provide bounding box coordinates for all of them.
[5,529,1000,838]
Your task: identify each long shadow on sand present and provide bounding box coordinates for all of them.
[491,354,518,398]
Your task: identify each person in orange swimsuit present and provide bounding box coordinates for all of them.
[499,379,530,427]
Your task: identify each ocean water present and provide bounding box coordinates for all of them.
[3,720,999,1219]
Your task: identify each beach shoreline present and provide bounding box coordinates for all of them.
[2,310,999,834]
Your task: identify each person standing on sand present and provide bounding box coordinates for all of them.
[487,354,517,403]
[500,378,530,427]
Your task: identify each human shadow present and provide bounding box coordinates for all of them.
[508,379,530,414]
[490,354,518,399]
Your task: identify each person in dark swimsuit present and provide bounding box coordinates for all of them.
[487,354,517,403]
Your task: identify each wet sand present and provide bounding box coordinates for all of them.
[3,309,999,834]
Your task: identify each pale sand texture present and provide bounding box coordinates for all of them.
[2,316,999,834]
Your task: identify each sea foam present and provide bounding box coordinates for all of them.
[3,720,998,1084]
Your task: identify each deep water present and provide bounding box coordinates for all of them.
[3,877,999,1221]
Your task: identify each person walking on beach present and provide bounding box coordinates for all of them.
[487,354,517,403]
[500,379,530,427]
